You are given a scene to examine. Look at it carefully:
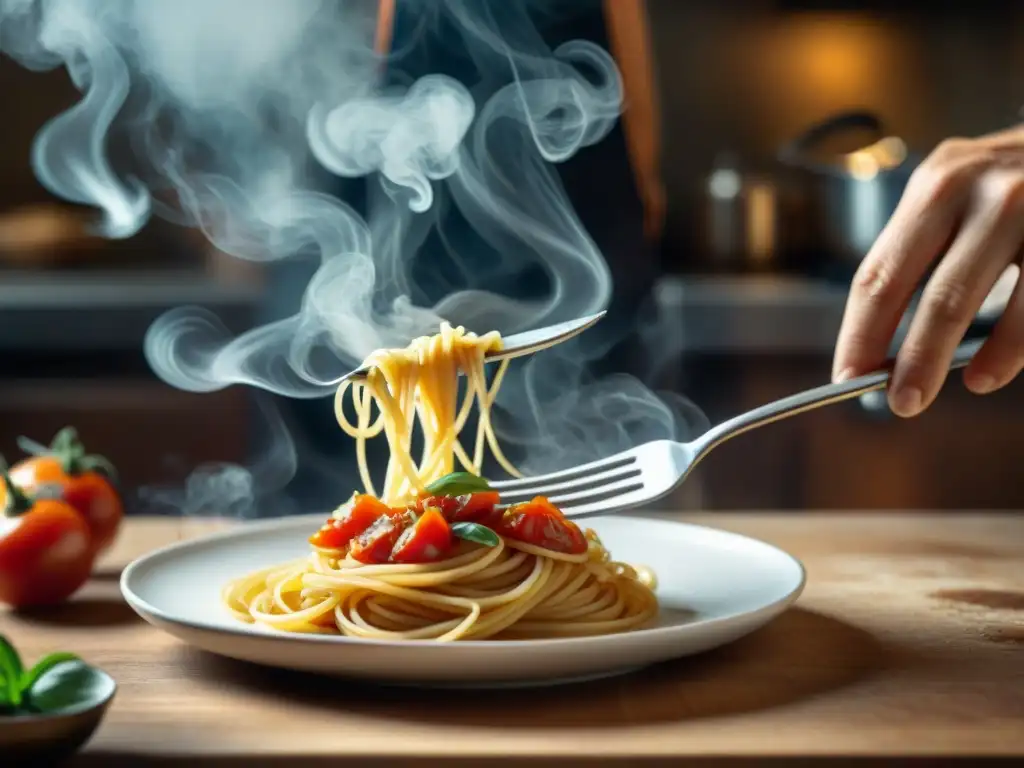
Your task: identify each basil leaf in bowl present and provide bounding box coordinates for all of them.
[25,659,115,716]
[0,635,25,707]
[0,635,116,763]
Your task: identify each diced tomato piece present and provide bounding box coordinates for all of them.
[413,495,462,519]
[527,496,565,518]
[415,491,501,524]
[495,496,587,555]
[391,508,453,564]
[309,494,391,549]
[349,510,415,564]
[453,491,501,523]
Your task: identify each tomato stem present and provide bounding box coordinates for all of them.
[16,426,118,482]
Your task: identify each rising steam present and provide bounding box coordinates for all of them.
[1,0,702,509]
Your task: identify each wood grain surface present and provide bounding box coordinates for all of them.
[2,513,1023,765]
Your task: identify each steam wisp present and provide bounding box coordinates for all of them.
[1,0,703,513]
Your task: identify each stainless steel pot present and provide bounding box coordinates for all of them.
[777,111,922,266]
[698,151,814,272]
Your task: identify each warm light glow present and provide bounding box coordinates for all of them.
[844,137,907,180]
[784,15,887,97]
[846,150,880,180]
[746,182,776,264]
[872,136,908,166]
[732,12,921,150]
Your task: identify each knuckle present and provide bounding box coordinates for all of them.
[922,279,973,326]
[905,161,957,205]
[906,140,987,205]
[847,252,905,313]
[980,170,1024,219]
[933,137,971,161]
[851,256,900,305]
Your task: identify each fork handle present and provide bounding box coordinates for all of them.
[694,338,985,457]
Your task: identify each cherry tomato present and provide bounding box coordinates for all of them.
[5,427,122,554]
[53,473,123,554]
[496,496,588,555]
[309,494,391,549]
[0,485,95,608]
[349,510,415,564]
[391,508,452,563]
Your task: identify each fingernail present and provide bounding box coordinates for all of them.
[834,368,855,383]
[890,385,922,417]
[969,374,996,394]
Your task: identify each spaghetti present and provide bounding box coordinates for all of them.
[333,322,517,503]
[223,323,658,641]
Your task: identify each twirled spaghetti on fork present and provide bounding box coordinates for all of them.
[222,323,657,641]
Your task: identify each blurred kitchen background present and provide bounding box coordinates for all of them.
[1,0,1023,512]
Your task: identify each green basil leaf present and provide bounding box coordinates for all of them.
[451,522,500,548]
[424,472,491,498]
[25,659,114,715]
[20,652,82,696]
[0,635,24,707]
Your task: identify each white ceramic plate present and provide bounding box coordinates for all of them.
[121,514,805,687]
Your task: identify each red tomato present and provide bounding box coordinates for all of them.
[391,508,452,563]
[6,428,122,555]
[0,493,95,608]
[349,510,415,564]
[496,497,588,555]
[309,494,391,549]
[54,473,123,554]
[453,491,501,523]
[415,491,501,524]
[413,495,461,519]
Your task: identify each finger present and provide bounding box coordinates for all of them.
[889,170,1024,416]
[964,262,1024,393]
[832,142,983,382]
[978,262,1019,320]
[977,125,1024,149]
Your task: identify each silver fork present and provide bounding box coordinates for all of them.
[492,338,985,518]
[331,311,606,385]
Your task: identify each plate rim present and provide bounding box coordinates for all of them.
[120,513,807,650]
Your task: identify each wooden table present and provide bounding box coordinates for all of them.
[3,513,1023,766]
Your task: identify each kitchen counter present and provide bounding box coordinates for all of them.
[4,513,1022,765]
[653,272,1009,354]
[654,273,851,354]
[0,269,261,351]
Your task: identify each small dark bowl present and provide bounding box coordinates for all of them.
[0,666,116,763]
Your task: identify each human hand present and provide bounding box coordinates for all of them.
[832,126,1024,417]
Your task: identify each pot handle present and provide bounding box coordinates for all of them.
[777,110,886,170]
